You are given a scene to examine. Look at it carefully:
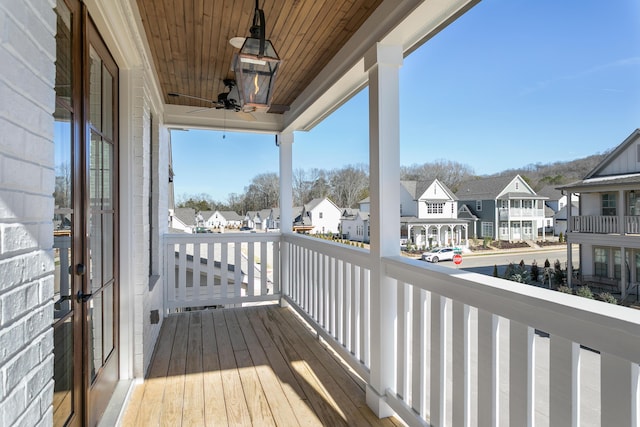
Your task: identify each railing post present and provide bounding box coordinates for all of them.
[365,42,402,418]
[279,131,294,307]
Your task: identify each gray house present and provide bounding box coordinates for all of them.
[456,175,547,241]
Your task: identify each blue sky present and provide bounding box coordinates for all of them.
[171,0,640,202]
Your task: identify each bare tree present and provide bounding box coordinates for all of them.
[401,159,474,192]
[329,164,369,208]
[244,172,279,211]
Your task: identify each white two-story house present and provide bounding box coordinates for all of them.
[457,175,547,242]
[561,129,640,298]
[398,180,469,248]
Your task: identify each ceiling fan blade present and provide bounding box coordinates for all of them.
[187,107,214,114]
[168,92,215,104]
[268,104,290,113]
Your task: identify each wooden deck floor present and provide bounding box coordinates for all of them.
[121,305,404,426]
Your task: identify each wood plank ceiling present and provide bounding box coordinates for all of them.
[136,0,383,113]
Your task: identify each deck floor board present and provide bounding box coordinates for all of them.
[121,304,405,426]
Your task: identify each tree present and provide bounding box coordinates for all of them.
[244,172,279,211]
[176,193,217,212]
[401,159,475,192]
[329,164,369,208]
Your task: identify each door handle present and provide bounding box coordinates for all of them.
[76,290,92,303]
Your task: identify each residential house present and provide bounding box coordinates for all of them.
[294,197,342,234]
[244,211,262,229]
[554,202,579,236]
[537,185,580,235]
[260,207,281,231]
[341,208,370,243]
[207,210,242,229]
[170,207,196,233]
[399,179,470,248]
[560,129,640,298]
[4,1,638,427]
[456,175,547,241]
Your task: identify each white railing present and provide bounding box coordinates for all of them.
[381,257,640,426]
[281,234,372,380]
[163,232,280,311]
[626,216,640,234]
[499,208,544,219]
[573,215,619,234]
[163,231,640,426]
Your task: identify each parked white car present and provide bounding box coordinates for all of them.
[421,247,459,263]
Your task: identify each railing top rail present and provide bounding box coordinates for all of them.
[163,232,282,244]
[282,233,373,269]
[384,255,640,362]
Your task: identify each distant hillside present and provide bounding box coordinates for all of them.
[487,152,609,191]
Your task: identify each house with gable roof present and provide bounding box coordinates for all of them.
[537,185,580,234]
[170,207,196,233]
[560,129,640,298]
[341,208,370,243]
[399,179,470,248]
[456,175,547,241]
[208,210,243,229]
[294,197,342,234]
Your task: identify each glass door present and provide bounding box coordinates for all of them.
[53,3,119,425]
[85,19,119,426]
[53,1,82,425]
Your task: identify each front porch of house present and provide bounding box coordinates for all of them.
[114,231,640,426]
[121,306,404,426]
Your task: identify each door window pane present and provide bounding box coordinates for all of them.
[102,64,113,138]
[53,316,74,426]
[54,0,72,105]
[103,284,114,360]
[89,47,102,130]
[88,291,102,381]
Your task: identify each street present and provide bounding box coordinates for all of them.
[428,247,579,278]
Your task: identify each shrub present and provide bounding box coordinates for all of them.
[598,292,618,304]
[519,259,525,269]
[557,285,572,294]
[492,264,498,277]
[531,260,539,282]
[483,237,491,249]
[558,232,564,243]
[504,262,530,284]
[576,285,594,299]
[544,258,551,268]
[553,259,564,286]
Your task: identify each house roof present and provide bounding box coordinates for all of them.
[559,130,640,191]
[584,129,640,179]
[455,175,516,200]
[219,211,243,221]
[536,185,564,200]
[456,175,540,200]
[174,207,195,225]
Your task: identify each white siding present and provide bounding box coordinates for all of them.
[598,141,640,176]
[0,1,57,425]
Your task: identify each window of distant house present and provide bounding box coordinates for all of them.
[594,247,608,277]
[601,193,617,216]
[523,200,533,209]
[476,200,482,211]
[427,202,444,214]
[515,182,519,190]
[498,200,508,209]
[319,212,323,219]
[614,249,622,280]
[511,200,521,208]
[481,222,493,238]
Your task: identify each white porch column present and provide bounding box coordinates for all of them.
[278,132,294,306]
[619,189,626,235]
[365,42,403,418]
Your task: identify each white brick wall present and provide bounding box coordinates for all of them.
[0,0,56,426]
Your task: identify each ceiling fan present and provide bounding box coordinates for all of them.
[168,79,256,120]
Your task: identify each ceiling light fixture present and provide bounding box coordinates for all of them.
[233,0,281,111]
